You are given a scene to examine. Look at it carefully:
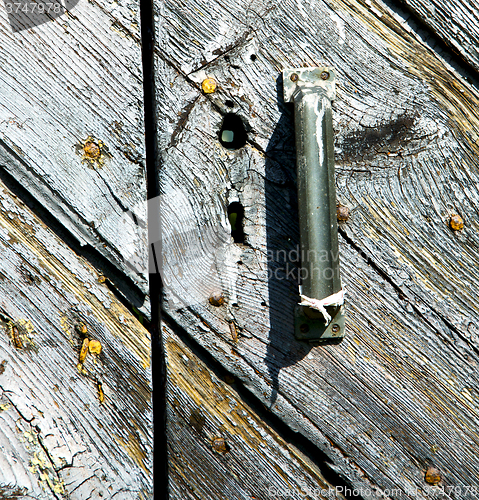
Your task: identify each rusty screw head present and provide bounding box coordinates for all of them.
[449,214,464,231]
[83,141,101,159]
[212,437,228,453]
[331,324,340,333]
[300,323,310,333]
[320,71,330,80]
[290,73,299,82]
[201,78,217,94]
[337,204,350,222]
[209,292,225,306]
[425,466,441,485]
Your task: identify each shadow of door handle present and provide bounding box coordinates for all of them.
[283,68,345,345]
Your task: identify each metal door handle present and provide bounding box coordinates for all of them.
[283,67,345,344]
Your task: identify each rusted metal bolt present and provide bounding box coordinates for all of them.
[337,204,350,222]
[320,71,330,80]
[290,73,299,82]
[209,292,225,306]
[83,141,100,159]
[201,78,217,94]
[449,214,464,231]
[425,466,441,485]
[331,324,340,333]
[212,437,228,453]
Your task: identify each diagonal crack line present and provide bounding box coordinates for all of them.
[338,227,479,356]
[167,95,201,150]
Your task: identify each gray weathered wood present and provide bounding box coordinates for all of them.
[395,0,479,73]
[0,177,152,498]
[0,1,148,311]
[165,322,346,500]
[156,0,479,496]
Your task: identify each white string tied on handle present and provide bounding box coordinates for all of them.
[299,288,345,325]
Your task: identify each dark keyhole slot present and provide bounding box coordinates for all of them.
[219,114,247,150]
[228,202,245,243]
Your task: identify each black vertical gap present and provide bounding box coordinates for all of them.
[140,0,168,497]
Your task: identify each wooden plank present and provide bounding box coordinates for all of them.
[0,176,152,498]
[165,322,347,500]
[0,0,148,310]
[156,0,479,496]
[395,0,479,73]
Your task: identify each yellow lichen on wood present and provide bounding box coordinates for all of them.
[89,339,102,355]
[79,338,90,364]
[97,381,105,404]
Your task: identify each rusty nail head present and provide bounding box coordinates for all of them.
[320,71,330,80]
[290,73,299,82]
[209,292,225,306]
[332,324,340,333]
[212,437,228,453]
[449,214,464,231]
[202,78,217,94]
[337,204,350,222]
[425,466,441,485]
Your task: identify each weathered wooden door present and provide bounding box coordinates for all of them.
[158,0,479,498]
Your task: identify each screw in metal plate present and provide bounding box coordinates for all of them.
[331,324,340,333]
[300,323,310,333]
[290,73,299,82]
[320,71,330,80]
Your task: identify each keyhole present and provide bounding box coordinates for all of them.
[219,114,247,150]
[228,202,245,243]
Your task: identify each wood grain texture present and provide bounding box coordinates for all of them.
[395,0,479,73]
[156,0,479,496]
[0,177,152,498]
[0,0,148,309]
[165,322,347,500]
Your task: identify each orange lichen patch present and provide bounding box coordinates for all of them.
[201,77,217,94]
[79,324,88,335]
[79,338,90,364]
[88,340,102,355]
[425,466,441,485]
[449,214,464,231]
